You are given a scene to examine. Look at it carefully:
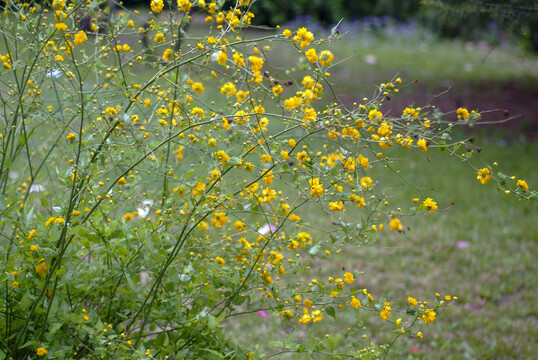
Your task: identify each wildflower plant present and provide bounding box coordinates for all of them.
[0,0,534,359]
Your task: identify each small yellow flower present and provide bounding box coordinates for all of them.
[305,48,318,63]
[318,50,334,66]
[422,309,436,324]
[217,52,227,65]
[417,138,428,152]
[350,296,362,308]
[389,218,402,231]
[66,133,76,142]
[422,198,438,213]
[215,256,225,266]
[191,82,205,94]
[329,201,344,211]
[457,107,469,120]
[35,262,48,276]
[516,179,528,191]
[73,30,88,46]
[380,304,391,320]
[408,296,418,307]
[154,33,165,43]
[36,347,48,356]
[150,0,164,13]
[476,168,492,185]
[309,178,324,197]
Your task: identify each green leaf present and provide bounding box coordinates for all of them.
[326,306,336,319]
[25,206,35,228]
[202,349,224,358]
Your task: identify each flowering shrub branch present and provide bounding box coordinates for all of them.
[0,0,534,359]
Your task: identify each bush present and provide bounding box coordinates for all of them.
[0,0,534,359]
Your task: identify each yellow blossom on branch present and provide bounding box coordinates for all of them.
[477,167,492,185]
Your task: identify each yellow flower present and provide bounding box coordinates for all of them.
[261,154,272,163]
[417,331,423,339]
[422,309,436,324]
[304,299,312,308]
[154,33,165,43]
[516,179,528,191]
[55,22,68,32]
[105,107,118,115]
[248,56,264,71]
[35,262,48,276]
[117,177,127,185]
[403,107,418,118]
[215,256,225,266]
[350,296,361,308]
[236,90,249,102]
[417,138,428,152]
[259,187,276,203]
[311,310,323,323]
[215,150,230,166]
[162,48,174,61]
[191,107,204,118]
[305,48,318,63]
[211,212,228,227]
[36,347,48,356]
[192,182,206,197]
[272,84,283,96]
[30,245,39,252]
[233,52,245,67]
[123,213,133,222]
[389,218,402,231]
[368,109,383,121]
[294,27,314,48]
[422,198,438,213]
[380,306,391,320]
[360,177,373,189]
[318,50,334,66]
[217,52,227,65]
[476,167,492,185]
[177,0,192,12]
[281,309,294,319]
[220,82,237,96]
[408,296,418,307]
[329,201,344,211]
[66,133,76,142]
[309,178,324,197]
[74,30,88,46]
[457,107,469,120]
[283,29,292,38]
[150,0,164,13]
[343,272,354,284]
[298,314,311,324]
[192,82,205,94]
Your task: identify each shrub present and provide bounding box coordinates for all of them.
[0,0,534,359]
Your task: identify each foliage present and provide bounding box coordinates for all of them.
[0,0,534,359]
